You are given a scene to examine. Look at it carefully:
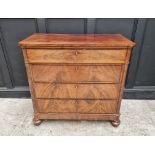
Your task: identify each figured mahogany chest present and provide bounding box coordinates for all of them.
[19,34,135,127]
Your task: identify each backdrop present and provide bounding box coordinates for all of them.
[0,18,155,99]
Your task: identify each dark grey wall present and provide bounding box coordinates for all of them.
[0,18,155,99]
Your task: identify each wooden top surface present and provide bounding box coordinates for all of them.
[19,33,135,48]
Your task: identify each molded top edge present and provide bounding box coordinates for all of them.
[19,33,135,48]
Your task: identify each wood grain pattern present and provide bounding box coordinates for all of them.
[19,34,135,48]
[32,65,122,83]
[77,100,117,113]
[36,99,77,113]
[19,33,135,126]
[76,84,119,99]
[27,49,127,64]
[37,112,119,121]
[34,83,76,98]
[34,83,119,99]
[36,99,117,114]
[22,49,37,113]
[116,48,132,113]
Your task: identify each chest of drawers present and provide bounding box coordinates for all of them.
[19,34,135,127]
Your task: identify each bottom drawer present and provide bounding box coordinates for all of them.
[36,99,117,114]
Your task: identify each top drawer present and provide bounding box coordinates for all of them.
[26,49,127,64]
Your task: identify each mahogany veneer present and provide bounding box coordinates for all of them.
[19,34,135,127]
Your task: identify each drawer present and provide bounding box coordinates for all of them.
[34,83,119,99]
[36,99,77,113]
[32,65,122,83]
[27,49,126,63]
[36,99,117,114]
[77,100,117,114]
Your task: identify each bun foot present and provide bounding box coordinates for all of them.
[33,117,42,126]
[111,120,120,127]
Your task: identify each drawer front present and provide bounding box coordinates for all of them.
[77,100,117,114]
[36,99,77,113]
[32,65,122,83]
[34,83,119,99]
[27,49,126,63]
[36,99,117,114]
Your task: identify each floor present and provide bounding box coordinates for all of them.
[0,98,155,136]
